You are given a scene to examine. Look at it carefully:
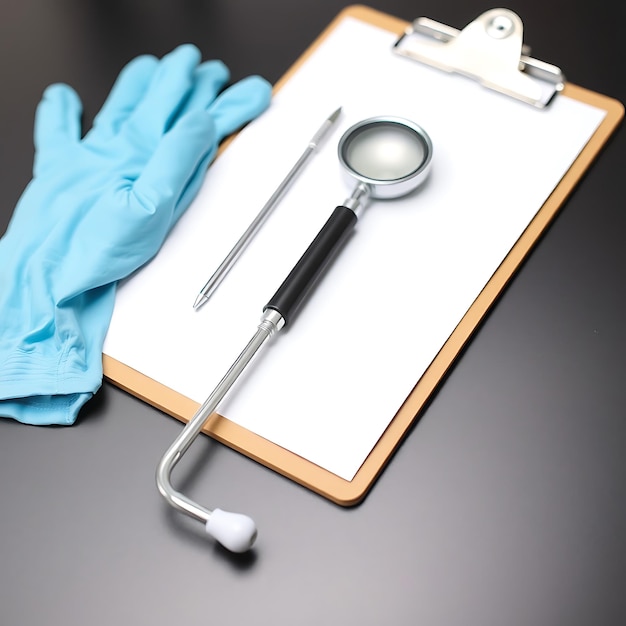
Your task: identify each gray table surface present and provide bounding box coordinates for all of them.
[1,1,624,624]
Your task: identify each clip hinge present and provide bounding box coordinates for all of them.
[393,8,565,108]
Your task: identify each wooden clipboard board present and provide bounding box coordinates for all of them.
[103,5,623,505]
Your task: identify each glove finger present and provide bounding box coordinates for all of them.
[33,84,82,176]
[127,44,201,138]
[89,54,159,139]
[178,60,230,116]
[131,109,217,230]
[161,75,270,222]
[207,75,272,142]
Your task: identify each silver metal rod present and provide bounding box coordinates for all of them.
[193,107,342,310]
[156,309,285,523]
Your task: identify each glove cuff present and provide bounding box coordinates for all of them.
[0,350,102,425]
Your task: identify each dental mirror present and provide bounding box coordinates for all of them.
[338,116,433,205]
[156,116,433,553]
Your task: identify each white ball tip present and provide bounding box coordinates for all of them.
[205,508,257,553]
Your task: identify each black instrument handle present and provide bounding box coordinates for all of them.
[264,206,357,325]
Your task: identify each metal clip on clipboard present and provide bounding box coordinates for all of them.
[393,8,565,108]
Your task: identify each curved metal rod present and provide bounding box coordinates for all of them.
[156,309,285,524]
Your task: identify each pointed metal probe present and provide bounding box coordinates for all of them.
[193,107,342,310]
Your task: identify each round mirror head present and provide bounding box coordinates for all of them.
[338,116,433,199]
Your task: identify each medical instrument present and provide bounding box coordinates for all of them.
[193,107,342,310]
[157,116,433,552]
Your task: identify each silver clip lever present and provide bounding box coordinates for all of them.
[394,8,565,108]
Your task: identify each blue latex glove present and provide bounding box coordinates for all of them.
[0,44,271,425]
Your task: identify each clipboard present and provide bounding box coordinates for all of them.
[102,5,623,505]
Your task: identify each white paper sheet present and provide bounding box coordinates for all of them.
[103,17,606,481]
